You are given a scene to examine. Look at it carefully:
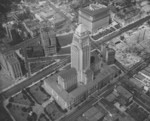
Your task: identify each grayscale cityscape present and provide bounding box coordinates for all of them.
[0,0,150,121]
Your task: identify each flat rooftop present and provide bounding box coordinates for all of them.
[80,4,109,17]
[53,13,66,24]
[45,75,74,103]
[23,19,40,29]
[116,86,132,99]
[45,65,116,104]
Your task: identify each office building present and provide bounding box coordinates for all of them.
[40,26,57,56]
[101,44,107,59]
[105,48,116,65]
[101,44,116,65]
[90,50,103,73]
[44,65,117,110]
[43,24,120,110]
[71,24,91,84]
[0,52,23,80]
[58,68,77,92]
[79,4,110,33]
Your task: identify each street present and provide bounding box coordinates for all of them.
[60,77,121,121]
[2,14,150,99]
[0,56,70,99]
[91,15,150,46]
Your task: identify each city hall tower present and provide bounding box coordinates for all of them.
[71,24,91,85]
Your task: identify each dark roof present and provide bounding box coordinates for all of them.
[116,86,132,99]
[110,66,120,73]
[59,68,77,81]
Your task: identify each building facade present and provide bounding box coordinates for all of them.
[105,48,116,65]
[43,24,121,110]
[79,4,110,33]
[3,23,13,41]
[101,44,116,65]
[0,52,22,80]
[40,26,57,56]
[44,65,118,110]
[71,24,91,84]
[58,68,77,92]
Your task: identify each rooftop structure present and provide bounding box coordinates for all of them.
[83,107,99,119]
[23,19,40,37]
[80,4,109,19]
[59,68,77,82]
[134,73,145,81]
[113,6,141,26]
[34,5,55,22]
[52,13,66,29]
[44,65,117,110]
[116,86,133,101]
[79,4,110,33]
[44,75,74,108]
[140,69,150,79]
[58,68,77,92]
[130,78,144,89]
[31,2,66,29]
[75,24,88,37]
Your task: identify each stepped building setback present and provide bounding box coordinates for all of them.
[44,24,120,110]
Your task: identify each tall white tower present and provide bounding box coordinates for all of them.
[71,24,91,85]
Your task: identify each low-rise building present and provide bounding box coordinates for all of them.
[116,86,133,105]
[23,19,40,37]
[52,13,66,29]
[130,78,144,90]
[90,50,103,74]
[83,107,100,119]
[140,69,150,79]
[113,7,141,26]
[105,48,116,65]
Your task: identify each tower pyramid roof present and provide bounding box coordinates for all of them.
[75,24,88,36]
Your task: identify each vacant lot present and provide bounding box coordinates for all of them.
[7,103,32,121]
[9,91,34,106]
[0,104,13,121]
